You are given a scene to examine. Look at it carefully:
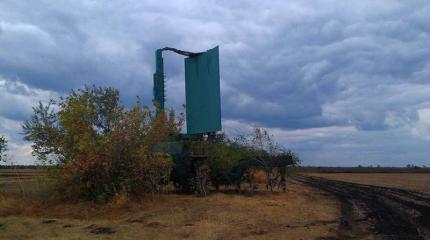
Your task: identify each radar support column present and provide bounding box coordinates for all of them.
[153,49,165,111]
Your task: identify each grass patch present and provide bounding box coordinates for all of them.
[0,174,341,240]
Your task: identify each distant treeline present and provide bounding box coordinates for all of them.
[0,165,37,169]
[3,165,429,173]
[299,166,430,173]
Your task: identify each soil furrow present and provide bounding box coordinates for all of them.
[297,175,430,240]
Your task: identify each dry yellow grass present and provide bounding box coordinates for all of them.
[307,173,430,193]
[0,179,341,240]
[4,170,427,239]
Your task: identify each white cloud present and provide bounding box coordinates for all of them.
[0,76,59,120]
[411,108,430,140]
[0,77,57,165]
[0,21,55,46]
[0,116,35,165]
[271,126,357,142]
[322,83,430,130]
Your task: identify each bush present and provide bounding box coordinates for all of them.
[205,129,300,192]
[206,136,253,190]
[23,86,183,202]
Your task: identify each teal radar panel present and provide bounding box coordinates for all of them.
[185,46,221,134]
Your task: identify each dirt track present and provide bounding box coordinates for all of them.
[297,175,430,240]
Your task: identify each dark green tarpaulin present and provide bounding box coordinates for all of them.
[185,46,221,134]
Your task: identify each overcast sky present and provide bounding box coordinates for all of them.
[0,0,429,166]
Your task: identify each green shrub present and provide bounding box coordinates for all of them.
[23,86,182,202]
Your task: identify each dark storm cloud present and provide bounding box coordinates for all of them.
[218,1,430,130]
[0,0,429,165]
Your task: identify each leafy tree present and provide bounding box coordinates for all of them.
[23,86,183,202]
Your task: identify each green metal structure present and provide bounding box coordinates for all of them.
[152,46,222,196]
[153,46,221,135]
[185,47,221,134]
[153,49,165,110]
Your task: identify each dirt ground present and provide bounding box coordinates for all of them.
[2,171,430,240]
[307,173,430,193]
[298,174,430,240]
[0,179,342,240]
